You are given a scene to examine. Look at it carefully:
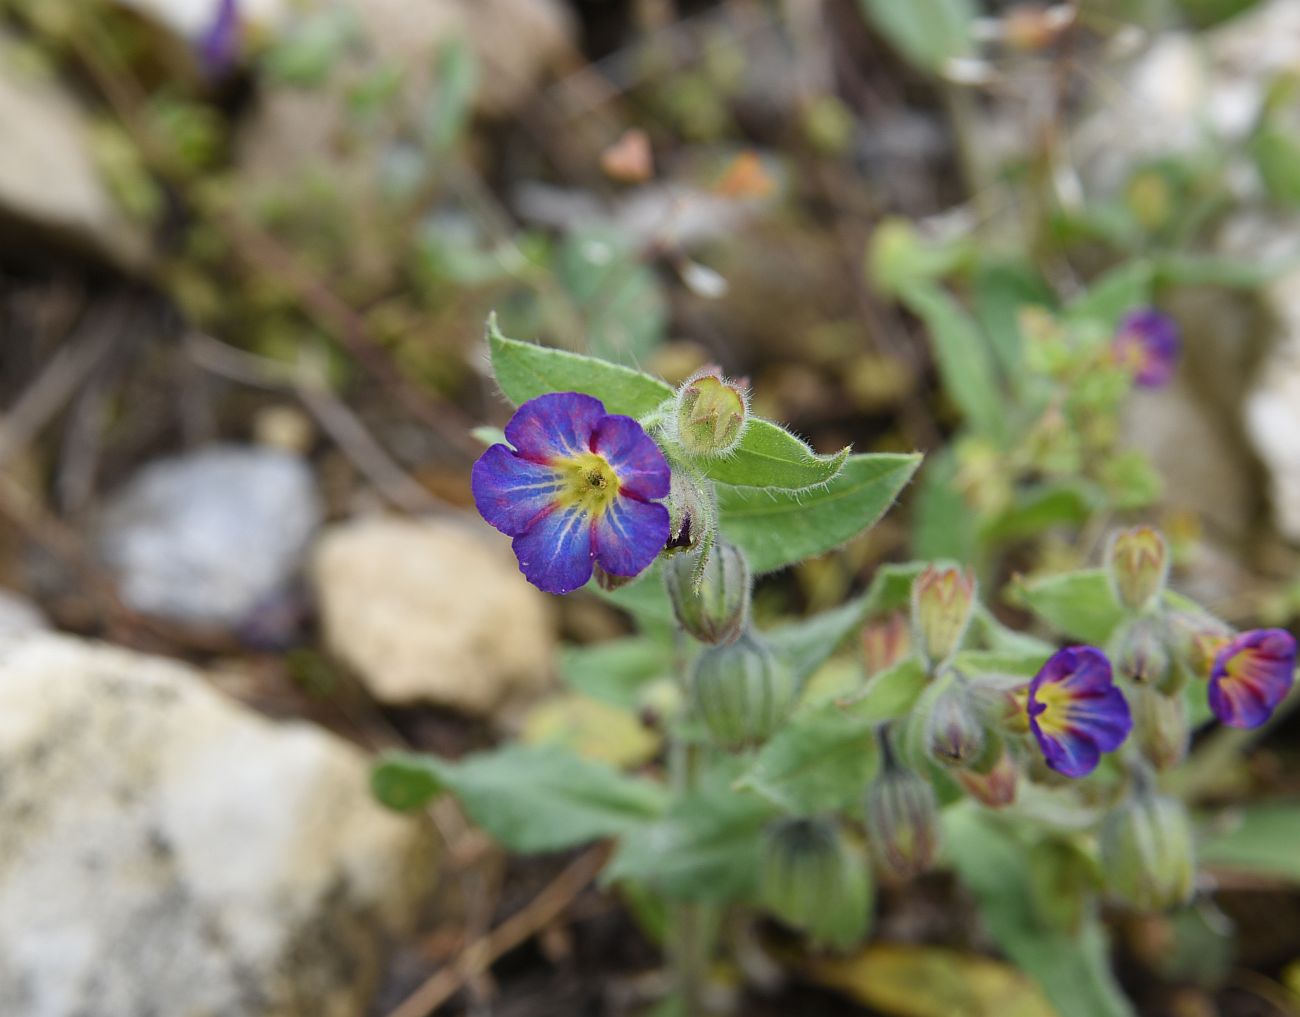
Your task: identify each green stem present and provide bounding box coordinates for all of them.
[668,628,710,1016]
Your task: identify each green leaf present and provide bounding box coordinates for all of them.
[736,700,881,813]
[1252,129,1300,209]
[944,804,1139,1017]
[488,315,673,417]
[559,637,672,710]
[592,563,675,635]
[371,751,445,812]
[1012,569,1124,645]
[860,561,927,618]
[1064,261,1152,331]
[422,40,476,153]
[840,657,928,724]
[698,422,850,490]
[972,261,1055,382]
[900,283,1007,442]
[1199,804,1300,884]
[911,451,977,563]
[428,744,668,853]
[1152,252,1299,289]
[980,481,1103,544]
[768,593,878,686]
[858,0,976,73]
[719,453,922,574]
[605,761,775,901]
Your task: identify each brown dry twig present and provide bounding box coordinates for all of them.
[386,844,611,1017]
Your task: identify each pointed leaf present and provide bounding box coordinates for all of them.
[699,421,850,489]
[1012,569,1123,645]
[720,453,922,574]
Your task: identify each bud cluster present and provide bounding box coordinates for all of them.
[760,817,873,950]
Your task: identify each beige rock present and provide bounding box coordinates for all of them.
[0,632,434,1017]
[1246,341,1300,543]
[0,34,147,268]
[312,516,555,713]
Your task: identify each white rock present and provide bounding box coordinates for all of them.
[0,590,47,638]
[95,445,322,627]
[113,0,290,38]
[0,34,148,268]
[1246,342,1300,543]
[0,632,434,1017]
[312,516,555,714]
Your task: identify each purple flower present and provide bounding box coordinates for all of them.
[198,0,241,79]
[1113,309,1180,388]
[1207,628,1296,729]
[1026,647,1133,778]
[472,392,671,595]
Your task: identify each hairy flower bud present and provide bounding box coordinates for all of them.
[760,817,873,950]
[955,745,1019,808]
[691,631,797,749]
[910,565,976,667]
[865,762,939,880]
[1132,686,1189,771]
[922,675,986,768]
[861,612,911,678]
[1106,526,1169,613]
[1100,789,1195,912]
[1112,616,1171,686]
[664,470,711,553]
[1164,607,1232,685]
[665,541,750,646]
[674,368,749,457]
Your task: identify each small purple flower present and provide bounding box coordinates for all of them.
[198,0,241,79]
[472,392,671,595]
[1207,628,1296,729]
[1113,309,1180,388]
[1026,646,1133,778]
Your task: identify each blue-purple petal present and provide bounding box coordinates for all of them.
[1115,308,1180,388]
[505,392,605,461]
[471,444,563,537]
[592,495,670,577]
[1027,645,1132,778]
[591,414,671,500]
[1033,727,1101,780]
[512,505,594,594]
[1066,684,1133,752]
[1208,628,1296,729]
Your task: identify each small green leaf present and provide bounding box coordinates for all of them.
[900,283,1007,442]
[592,563,676,635]
[371,752,445,812]
[840,657,928,724]
[559,637,672,710]
[422,40,476,153]
[911,451,978,563]
[1064,261,1152,331]
[719,453,922,574]
[972,261,1055,383]
[858,0,976,73]
[1152,252,1299,289]
[944,804,1139,1017]
[1200,805,1300,884]
[768,592,878,686]
[980,481,1103,544]
[605,761,775,901]
[432,744,668,853]
[1013,569,1124,645]
[698,422,849,490]
[1252,129,1300,209]
[488,316,673,417]
[736,699,881,813]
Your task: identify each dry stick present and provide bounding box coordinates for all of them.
[0,296,132,469]
[385,845,610,1017]
[186,332,442,515]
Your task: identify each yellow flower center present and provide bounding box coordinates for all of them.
[558,452,621,515]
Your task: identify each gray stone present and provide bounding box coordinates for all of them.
[0,33,148,268]
[96,445,322,627]
[312,516,555,714]
[0,632,434,1017]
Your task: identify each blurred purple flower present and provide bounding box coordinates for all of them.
[1208,628,1296,729]
[1113,308,1180,388]
[1026,646,1132,778]
[198,0,241,79]
[472,392,671,595]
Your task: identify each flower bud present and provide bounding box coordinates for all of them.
[691,631,797,749]
[665,541,750,646]
[760,817,873,950]
[910,565,976,667]
[1132,686,1189,771]
[1164,607,1232,684]
[674,368,749,458]
[1105,526,1169,613]
[865,762,938,880]
[1100,790,1195,912]
[861,612,911,678]
[922,675,986,768]
[1112,616,1171,686]
[664,470,711,553]
[955,745,1019,808]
